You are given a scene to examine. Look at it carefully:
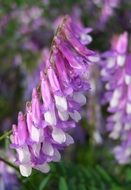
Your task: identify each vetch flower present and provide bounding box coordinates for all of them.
[101,32,131,164]
[99,0,120,24]
[11,15,96,176]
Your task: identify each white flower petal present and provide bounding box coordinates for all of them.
[52,127,66,143]
[31,126,41,142]
[32,143,41,157]
[17,146,31,163]
[124,123,131,130]
[19,164,32,177]
[110,89,121,108]
[53,148,61,162]
[44,110,56,125]
[101,69,108,77]
[126,103,131,114]
[110,97,119,108]
[69,111,81,122]
[93,131,102,144]
[65,133,74,145]
[88,55,100,62]
[107,57,115,68]
[105,83,110,90]
[80,34,92,45]
[117,55,125,66]
[35,163,50,173]
[42,141,54,156]
[54,95,67,112]
[125,75,131,85]
[73,92,86,105]
[109,122,122,139]
[58,110,69,121]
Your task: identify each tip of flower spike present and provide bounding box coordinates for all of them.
[26,101,31,112]
[10,125,17,143]
[18,112,24,121]
[40,71,46,81]
[40,71,43,79]
[32,88,38,98]
[56,15,70,30]
[12,124,17,132]
[63,14,70,21]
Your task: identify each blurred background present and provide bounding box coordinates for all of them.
[0,0,131,189]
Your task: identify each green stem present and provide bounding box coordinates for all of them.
[0,130,12,141]
[0,156,19,171]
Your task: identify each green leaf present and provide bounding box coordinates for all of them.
[78,184,87,190]
[0,130,12,141]
[111,184,124,190]
[59,177,68,190]
[125,168,131,181]
[68,178,77,190]
[39,175,51,190]
[96,165,112,183]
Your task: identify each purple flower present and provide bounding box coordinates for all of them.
[100,0,120,24]
[0,151,19,190]
[101,32,131,163]
[11,15,96,177]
